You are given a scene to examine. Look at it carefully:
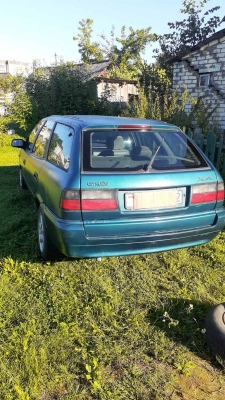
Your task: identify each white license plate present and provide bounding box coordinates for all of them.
[125,188,185,210]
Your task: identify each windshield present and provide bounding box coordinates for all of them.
[82,130,208,172]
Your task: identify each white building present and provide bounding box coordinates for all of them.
[169,28,225,130]
[0,60,32,76]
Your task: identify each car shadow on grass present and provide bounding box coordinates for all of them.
[0,166,38,262]
[147,297,222,368]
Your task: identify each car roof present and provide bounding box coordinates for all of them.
[46,115,180,131]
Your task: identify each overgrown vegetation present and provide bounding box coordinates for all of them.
[121,84,221,134]
[1,131,225,400]
[0,70,220,140]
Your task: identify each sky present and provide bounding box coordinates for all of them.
[0,0,224,66]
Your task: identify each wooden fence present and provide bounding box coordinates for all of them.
[185,128,225,175]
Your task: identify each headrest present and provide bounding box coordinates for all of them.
[132,146,152,158]
[106,136,125,150]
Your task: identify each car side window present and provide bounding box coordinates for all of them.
[28,119,45,150]
[32,120,55,158]
[47,123,73,170]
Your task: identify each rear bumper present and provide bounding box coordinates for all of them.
[43,206,225,258]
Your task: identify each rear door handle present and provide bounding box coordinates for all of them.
[34,172,38,180]
[23,159,26,165]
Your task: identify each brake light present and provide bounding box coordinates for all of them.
[117,125,151,131]
[82,190,118,210]
[60,190,118,211]
[191,182,224,204]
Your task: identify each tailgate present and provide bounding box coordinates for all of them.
[81,127,219,237]
[81,169,218,237]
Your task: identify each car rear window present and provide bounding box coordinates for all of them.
[82,130,208,172]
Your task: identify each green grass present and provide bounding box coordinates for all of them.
[1,133,225,399]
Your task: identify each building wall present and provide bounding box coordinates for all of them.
[97,81,139,102]
[0,60,32,76]
[173,36,225,130]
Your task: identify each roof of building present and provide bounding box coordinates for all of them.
[95,77,137,84]
[168,27,225,64]
[0,60,30,66]
[75,60,111,79]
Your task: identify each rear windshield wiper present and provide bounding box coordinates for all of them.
[145,138,164,172]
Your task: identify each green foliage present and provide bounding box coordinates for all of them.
[0,63,122,138]
[0,75,30,135]
[25,64,98,121]
[175,95,220,133]
[73,19,104,63]
[122,83,221,133]
[155,0,221,67]
[140,62,172,98]
[8,88,35,132]
[0,132,21,148]
[0,117,11,134]
[0,74,23,93]
[73,20,156,79]
[106,26,156,79]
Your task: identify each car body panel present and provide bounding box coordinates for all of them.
[43,203,224,258]
[20,151,46,195]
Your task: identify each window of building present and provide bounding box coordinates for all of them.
[32,120,54,158]
[199,74,210,87]
[48,123,73,170]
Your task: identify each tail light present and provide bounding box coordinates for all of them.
[82,190,118,210]
[217,182,225,201]
[191,182,224,205]
[60,189,118,211]
[60,190,80,210]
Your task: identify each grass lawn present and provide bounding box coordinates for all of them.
[1,133,225,399]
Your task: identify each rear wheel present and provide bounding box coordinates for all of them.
[19,168,27,189]
[37,207,60,261]
[205,302,225,359]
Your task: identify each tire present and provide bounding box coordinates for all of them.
[37,207,60,261]
[205,302,225,359]
[19,168,27,189]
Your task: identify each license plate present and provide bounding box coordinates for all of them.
[125,188,186,210]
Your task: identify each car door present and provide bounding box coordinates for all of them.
[39,121,79,218]
[22,120,55,195]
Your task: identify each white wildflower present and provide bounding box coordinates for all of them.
[163,311,169,317]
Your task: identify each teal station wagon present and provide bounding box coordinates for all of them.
[12,115,225,260]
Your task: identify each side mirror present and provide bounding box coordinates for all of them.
[11,139,26,148]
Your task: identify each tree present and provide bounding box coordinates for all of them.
[104,26,156,79]
[155,0,221,67]
[140,62,171,99]
[73,20,156,79]
[73,19,104,63]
